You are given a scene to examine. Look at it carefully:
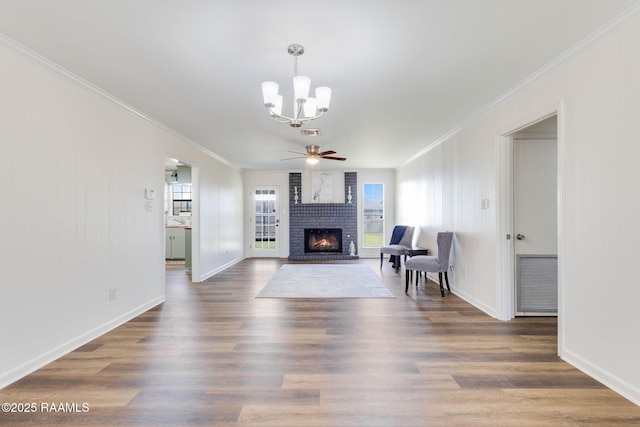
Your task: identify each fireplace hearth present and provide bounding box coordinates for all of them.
[304,228,342,253]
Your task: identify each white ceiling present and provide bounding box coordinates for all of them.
[1,1,639,170]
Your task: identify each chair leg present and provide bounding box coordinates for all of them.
[438,272,445,298]
[380,253,383,269]
[405,270,410,293]
[444,271,451,293]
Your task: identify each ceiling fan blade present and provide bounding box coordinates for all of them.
[318,150,336,156]
[287,150,307,155]
[281,156,306,161]
[321,156,347,161]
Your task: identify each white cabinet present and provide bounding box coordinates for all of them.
[166,227,186,260]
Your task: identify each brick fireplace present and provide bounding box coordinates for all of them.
[288,172,358,260]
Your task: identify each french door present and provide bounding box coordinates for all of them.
[251,186,279,257]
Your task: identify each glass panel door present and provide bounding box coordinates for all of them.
[252,186,279,256]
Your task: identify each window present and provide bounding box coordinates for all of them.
[172,184,192,215]
[363,183,384,247]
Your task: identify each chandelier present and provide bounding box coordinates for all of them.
[261,44,331,128]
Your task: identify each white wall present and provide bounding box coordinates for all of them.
[0,40,244,387]
[396,13,640,404]
[196,162,244,280]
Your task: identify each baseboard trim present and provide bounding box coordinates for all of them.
[198,257,245,282]
[562,348,640,406]
[0,296,165,389]
[448,285,499,319]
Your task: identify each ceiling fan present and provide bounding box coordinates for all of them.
[282,144,346,165]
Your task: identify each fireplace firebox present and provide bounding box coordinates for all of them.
[304,228,342,253]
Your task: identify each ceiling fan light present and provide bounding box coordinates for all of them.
[315,86,331,112]
[306,156,319,165]
[303,97,317,118]
[261,81,279,107]
[293,75,311,101]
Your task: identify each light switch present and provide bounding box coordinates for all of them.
[145,188,155,199]
[481,198,489,209]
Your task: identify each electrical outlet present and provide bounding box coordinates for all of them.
[462,268,467,278]
[109,288,117,301]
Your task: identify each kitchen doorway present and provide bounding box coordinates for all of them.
[164,157,195,278]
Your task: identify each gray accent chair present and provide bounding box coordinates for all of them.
[379,226,415,271]
[404,231,453,297]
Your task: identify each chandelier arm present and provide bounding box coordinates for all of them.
[273,110,325,125]
[265,97,326,126]
[303,109,326,121]
[267,107,297,123]
[273,116,295,124]
[295,101,304,120]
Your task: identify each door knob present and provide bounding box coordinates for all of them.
[516,234,526,240]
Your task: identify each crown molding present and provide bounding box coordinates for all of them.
[399,2,640,170]
[0,33,237,170]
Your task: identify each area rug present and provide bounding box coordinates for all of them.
[256,264,395,299]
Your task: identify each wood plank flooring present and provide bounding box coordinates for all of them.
[2,258,639,426]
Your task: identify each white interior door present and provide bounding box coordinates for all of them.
[251,186,279,257]
[514,137,558,315]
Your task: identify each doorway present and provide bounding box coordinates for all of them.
[164,156,196,278]
[512,116,558,316]
[497,112,562,321]
[250,186,280,257]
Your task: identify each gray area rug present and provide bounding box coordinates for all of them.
[256,264,395,299]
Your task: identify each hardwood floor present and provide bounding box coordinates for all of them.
[2,258,639,426]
